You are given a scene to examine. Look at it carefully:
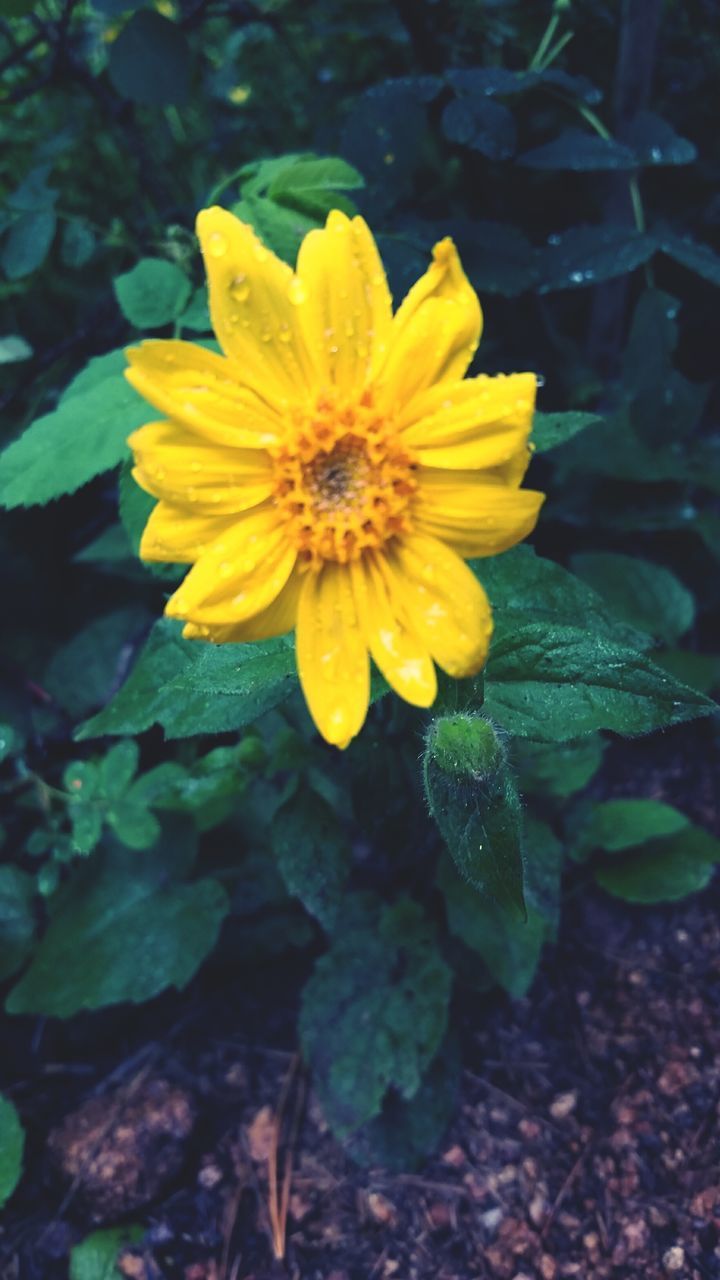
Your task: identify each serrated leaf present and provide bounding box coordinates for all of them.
[299,898,451,1137]
[0,867,36,983]
[232,193,316,265]
[113,257,191,329]
[271,791,350,929]
[77,620,299,740]
[475,545,652,651]
[595,826,720,903]
[536,224,656,292]
[0,1094,24,1208]
[483,622,716,741]
[346,1039,459,1171]
[108,11,191,106]
[6,831,227,1016]
[0,362,147,509]
[532,411,602,452]
[571,553,695,645]
[268,156,364,217]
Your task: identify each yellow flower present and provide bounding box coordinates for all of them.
[125,208,544,747]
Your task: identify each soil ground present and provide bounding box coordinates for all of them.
[1,726,719,1280]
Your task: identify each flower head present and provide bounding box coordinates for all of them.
[125,208,544,747]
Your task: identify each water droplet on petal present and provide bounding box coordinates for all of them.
[207,232,227,258]
[288,277,307,305]
[229,273,250,302]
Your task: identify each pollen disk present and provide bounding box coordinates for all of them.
[270,391,417,567]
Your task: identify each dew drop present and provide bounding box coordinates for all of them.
[535,373,546,388]
[229,273,250,302]
[569,270,584,284]
[288,277,307,306]
[207,232,227,258]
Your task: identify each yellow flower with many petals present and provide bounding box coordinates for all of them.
[125,208,544,747]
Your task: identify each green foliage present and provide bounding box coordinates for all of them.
[271,790,350,929]
[299,898,452,1137]
[69,1226,144,1280]
[571,553,695,645]
[0,352,145,508]
[113,258,191,329]
[6,826,228,1017]
[107,12,191,106]
[231,154,364,263]
[77,621,298,740]
[0,1094,24,1208]
[0,868,36,982]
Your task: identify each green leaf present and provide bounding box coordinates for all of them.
[438,855,545,999]
[654,649,720,695]
[483,623,716,742]
[346,1039,459,1171]
[515,735,605,798]
[536,225,656,292]
[178,286,212,333]
[60,219,96,268]
[108,802,161,850]
[77,621,299,741]
[44,608,151,718]
[1,210,56,279]
[98,739,139,799]
[578,798,690,855]
[442,96,516,159]
[232,192,317,264]
[0,868,36,983]
[531,411,602,452]
[457,219,537,296]
[6,830,228,1016]
[520,129,636,170]
[68,804,104,856]
[423,714,525,917]
[113,257,191,329]
[69,1226,145,1280]
[623,112,697,166]
[475,545,652,651]
[0,335,33,364]
[299,898,451,1137]
[108,11,191,106]
[571,553,695,645]
[658,231,720,287]
[0,359,147,509]
[267,156,364,217]
[0,1094,24,1208]
[595,826,720,903]
[271,791,350,929]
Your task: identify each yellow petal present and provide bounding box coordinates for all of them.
[125,341,282,448]
[380,534,493,678]
[196,206,320,402]
[398,372,537,470]
[181,565,302,641]
[166,505,296,625]
[351,555,436,708]
[129,420,274,514]
[414,470,545,557]
[295,210,393,394]
[139,501,236,563]
[296,563,370,748]
[375,238,482,407]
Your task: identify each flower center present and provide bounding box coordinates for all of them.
[270,390,417,567]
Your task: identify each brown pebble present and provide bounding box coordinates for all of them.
[663,1246,686,1272]
[550,1092,577,1121]
[366,1190,397,1225]
[540,1257,557,1280]
[47,1077,195,1223]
